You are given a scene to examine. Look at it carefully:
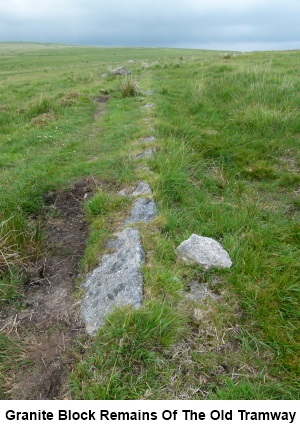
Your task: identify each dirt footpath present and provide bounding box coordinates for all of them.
[0,177,96,399]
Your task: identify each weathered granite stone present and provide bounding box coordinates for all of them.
[176,234,232,270]
[81,228,144,335]
[112,66,131,76]
[131,181,152,196]
[118,181,152,196]
[118,186,135,196]
[134,149,155,159]
[143,103,154,108]
[185,281,220,301]
[124,198,157,225]
[141,136,156,143]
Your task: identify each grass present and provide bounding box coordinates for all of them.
[0,213,42,302]
[70,302,187,399]
[0,333,25,399]
[81,191,131,271]
[120,77,142,98]
[0,43,299,399]
[149,52,300,395]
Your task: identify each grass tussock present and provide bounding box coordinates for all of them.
[0,214,41,301]
[0,215,38,257]
[120,77,141,98]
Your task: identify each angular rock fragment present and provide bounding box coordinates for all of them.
[112,66,131,76]
[176,234,232,270]
[118,186,135,196]
[81,228,144,335]
[131,181,152,196]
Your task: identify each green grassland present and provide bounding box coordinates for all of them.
[0,43,299,399]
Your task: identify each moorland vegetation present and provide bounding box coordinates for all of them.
[0,43,299,399]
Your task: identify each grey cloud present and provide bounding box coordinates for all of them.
[0,0,299,50]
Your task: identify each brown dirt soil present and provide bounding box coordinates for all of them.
[93,95,110,121]
[0,177,99,399]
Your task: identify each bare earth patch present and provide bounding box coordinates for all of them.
[93,95,110,121]
[0,177,97,399]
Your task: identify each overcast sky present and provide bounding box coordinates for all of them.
[0,0,300,51]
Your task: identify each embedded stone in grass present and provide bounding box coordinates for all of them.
[141,136,156,143]
[118,181,152,196]
[81,227,144,335]
[186,281,220,301]
[176,234,232,270]
[134,149,155,159]
[131,181,152,196]
[112,66,131,75]
[143,103,154,108]
[202,129,219,135]
[118,186,134,196]
[135,164,153,173]
[124,198,157,224]
[144,90,155,95]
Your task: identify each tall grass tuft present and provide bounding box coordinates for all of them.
[0,213,42,301]
[120,77,141,98]
[27,94,59,118]
[0,215,26,275]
